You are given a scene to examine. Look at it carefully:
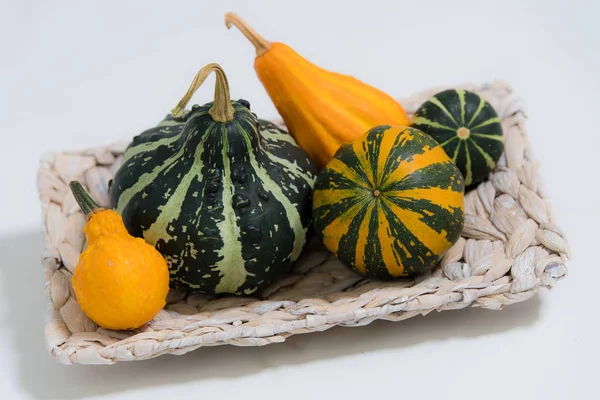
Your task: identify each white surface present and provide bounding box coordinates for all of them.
[1,0,598,399]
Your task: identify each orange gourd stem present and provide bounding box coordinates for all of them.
[69,181,130,240]
[224,13,271,57]
[69,181,101,216]
[224,12,411,169]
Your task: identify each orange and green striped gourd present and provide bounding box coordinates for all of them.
[312,125,465,279]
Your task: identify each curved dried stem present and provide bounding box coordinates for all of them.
[171,63,235,123]
[225,12,272,57]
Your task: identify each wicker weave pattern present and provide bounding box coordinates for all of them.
[36,81,569,365]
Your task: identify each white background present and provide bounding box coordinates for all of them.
[1,1,598,399]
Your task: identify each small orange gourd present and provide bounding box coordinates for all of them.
[69,181,169,330]
[225,12,411,169]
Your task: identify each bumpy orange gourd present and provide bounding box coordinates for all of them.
[69,181,169,330]
[225,13,411,169]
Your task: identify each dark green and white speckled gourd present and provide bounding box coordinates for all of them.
[108,63,317,295]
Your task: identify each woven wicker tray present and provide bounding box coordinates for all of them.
[36,81,570,365]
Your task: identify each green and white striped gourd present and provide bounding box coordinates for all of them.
[411,89,504,187]
[108,63,316,295]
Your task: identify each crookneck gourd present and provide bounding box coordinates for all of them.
[225,13,410,169]
[411,89,504,188]
[109,63,317,296]
[312,125,465,279]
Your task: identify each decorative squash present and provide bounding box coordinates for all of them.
[69,181,170,330]
[312,125,465,279]
[108,63,317,295]
[411,89,504,187]
[224,12,410,169]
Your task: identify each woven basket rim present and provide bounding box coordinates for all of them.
[36,80,570,365]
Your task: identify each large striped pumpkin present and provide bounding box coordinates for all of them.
[312,125,465,279]
[411,89,504,187]
[108,64,316,295]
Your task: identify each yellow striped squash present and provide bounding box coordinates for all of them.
[312,125,465,279]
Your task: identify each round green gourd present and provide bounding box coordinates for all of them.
[411,89,504,188]
[108,64,316,295]
[312,125,464,279]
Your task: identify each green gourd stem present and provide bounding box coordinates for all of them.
[69,181,101,216]
[224,13,272,57]
[171,63,235,123]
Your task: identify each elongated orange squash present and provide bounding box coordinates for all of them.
[225,13,410,169]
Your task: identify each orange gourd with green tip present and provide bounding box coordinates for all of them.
[69,181,170,330]
[225,12,410,169]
